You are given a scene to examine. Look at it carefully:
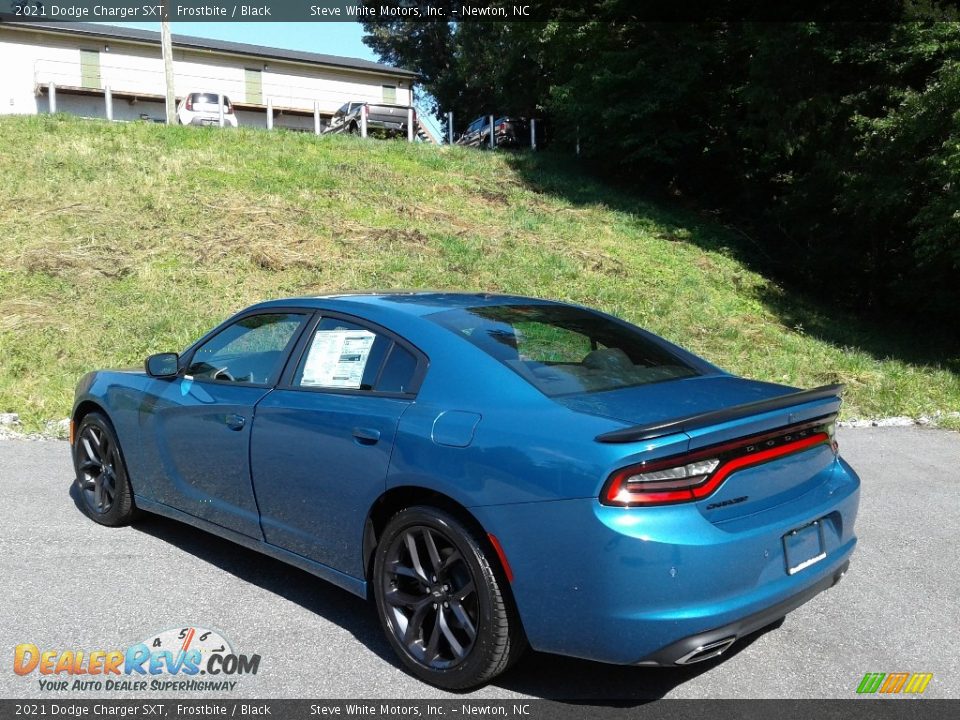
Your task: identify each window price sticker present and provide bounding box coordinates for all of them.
[301,329,376,388]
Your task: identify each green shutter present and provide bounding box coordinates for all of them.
[80,49,101,90]
[382,85,397,104]
[245,69,263,105]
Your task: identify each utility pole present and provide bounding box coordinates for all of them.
[160,10,176,125]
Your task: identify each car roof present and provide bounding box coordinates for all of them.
[247,291,565,318]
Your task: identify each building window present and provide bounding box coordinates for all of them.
[382,85,397,104]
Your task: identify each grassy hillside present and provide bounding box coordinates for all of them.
[1,114,958,432]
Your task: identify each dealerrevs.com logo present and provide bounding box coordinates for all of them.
[13,627,261,692]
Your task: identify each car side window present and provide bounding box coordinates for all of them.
[294,317,419,394]
[187,313,306,385]
[376,344,418,393]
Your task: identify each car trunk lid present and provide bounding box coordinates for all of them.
[575,375,842,521]
[556,374,805,429]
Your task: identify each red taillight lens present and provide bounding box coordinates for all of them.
[603,455,723,506]
[498,122,507,131]
[602,421,834,507]
[185,97,193,111]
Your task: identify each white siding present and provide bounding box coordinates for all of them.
[0,27,413,127]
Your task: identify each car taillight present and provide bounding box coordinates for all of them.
[601,419,835,507]
[498,122,507,131]
[185,97,193,111]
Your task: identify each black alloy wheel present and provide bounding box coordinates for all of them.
[73,412,138,526]
[373,506,525,689]
[383,524,478,668]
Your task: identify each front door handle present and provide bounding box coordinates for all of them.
[352,427,380,445]
[225,413,246,431]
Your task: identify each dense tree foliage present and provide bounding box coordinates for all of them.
[361,9,960,329]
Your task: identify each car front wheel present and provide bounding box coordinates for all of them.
[373,506,524,689]
[72,412,138,526]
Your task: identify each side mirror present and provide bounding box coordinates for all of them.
[145,352,180,378]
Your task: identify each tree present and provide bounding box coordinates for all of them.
[359,5,549,130]
[361,5,960,328]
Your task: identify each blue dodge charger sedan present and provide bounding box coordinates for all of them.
[71,292,860,689]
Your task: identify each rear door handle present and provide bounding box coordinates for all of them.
[225,413,246,431]
[352,427,380,445]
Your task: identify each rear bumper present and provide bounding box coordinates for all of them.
[470,457,860,665]
[636,559,849,665]
[496,132,527,147]
[186,115,237,128]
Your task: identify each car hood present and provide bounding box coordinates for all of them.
[553,374,796,428]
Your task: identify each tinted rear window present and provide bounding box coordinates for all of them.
[429,304,699,397]
[376,344,418,393]
[191,93,230,106]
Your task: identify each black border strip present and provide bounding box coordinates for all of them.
[1,699,957,719]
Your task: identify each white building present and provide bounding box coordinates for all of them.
[0,21,423,134]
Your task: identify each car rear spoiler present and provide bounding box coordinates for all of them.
[594,383,844,444]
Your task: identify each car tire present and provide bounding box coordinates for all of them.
[373,506,525,689]
[72,412,139,527]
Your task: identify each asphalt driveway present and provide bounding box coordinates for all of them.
[0,426,957,701]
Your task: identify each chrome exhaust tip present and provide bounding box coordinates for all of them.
[833,561,851,587]
[676,636,737,665]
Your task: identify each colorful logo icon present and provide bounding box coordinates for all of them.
[857,672,933,695]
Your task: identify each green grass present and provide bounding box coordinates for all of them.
[1,114,959,431]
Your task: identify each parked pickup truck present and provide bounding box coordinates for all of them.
[456,115,531,148]
[324,101,414,138]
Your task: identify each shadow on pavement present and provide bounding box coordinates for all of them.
[129,512,397,664]
[491,621,780,701]
[66,479,781,702]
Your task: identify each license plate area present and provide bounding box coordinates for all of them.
[783,519,826,575]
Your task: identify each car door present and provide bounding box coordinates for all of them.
[138,310,310,538]
[329,103,348,130]
[467,118,483,146]
[459,118,478,146]
[250,313,425,577]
